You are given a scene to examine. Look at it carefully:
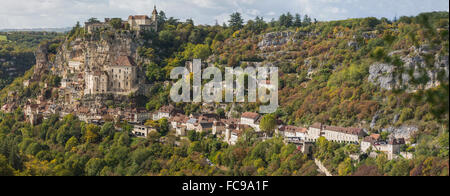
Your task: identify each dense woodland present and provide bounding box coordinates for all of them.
[0,11,448,176]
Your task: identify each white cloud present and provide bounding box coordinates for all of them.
[0,0,448,29]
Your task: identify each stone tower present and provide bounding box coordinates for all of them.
[152,6,158,22]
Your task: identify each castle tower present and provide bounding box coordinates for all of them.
[152,6,158,22]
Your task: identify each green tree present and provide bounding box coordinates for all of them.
[65,136,78,151]
[109,18,123,29]
[338,158,354,176]
[193,44,211,60]
[87,18,100,23]
[0,155,15,176]
[294,14,302,27]
[146,62,163,81]
[217,108,225,118]
[85,158,105,176]
[260,114,277,136]
[158,118,169,135]
[303,15,312,26]
[85,124,100,144]
[229,12,244,31]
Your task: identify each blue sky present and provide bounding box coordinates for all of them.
[0,0,448,29]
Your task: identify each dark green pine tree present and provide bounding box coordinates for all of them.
[294,14,302,27]
[229,12,244,31]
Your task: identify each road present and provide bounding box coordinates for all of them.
[314,159,333,176]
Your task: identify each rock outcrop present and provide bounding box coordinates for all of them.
[381,126,418,141]
[369,45,449,91]
[257,31,296,50]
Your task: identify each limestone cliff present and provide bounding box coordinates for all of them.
[369,45,449,91]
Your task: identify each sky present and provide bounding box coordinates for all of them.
[0,0,448,29]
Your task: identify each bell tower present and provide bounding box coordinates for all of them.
[152,6,158,22]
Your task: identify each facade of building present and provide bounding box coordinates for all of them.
[212,121,226,135]
[229,130,243,145]
[132,125,157,138]
[280,125,308,140]
[153,105,176,120]
[84,71,108,95]
[361,134,406,160]
[240,112,261,131]
[84,56,138,95]
[307,123,323,142]
[322,125,364,143]
[107,56,138,93]
[128,6,158,32]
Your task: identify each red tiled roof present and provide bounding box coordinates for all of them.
[129,15,150,20]
[115,56,136,67]
[370,134,381,140]
[281,125,307,133]
[310,123,322,129]
[213,121,225,126]
[389,138,405,145]
[159,105,175,113]
[323,125,363,135]
[241,112,260,120]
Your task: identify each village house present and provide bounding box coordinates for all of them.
[24,104,44,125]
[224,123,253,145]
[84,20,111,34]
[212,121,226,135]
[240,112,261,132]
[176,125,187,137]
[132,125,157,138]
[279,125,308,141]
[130,108,151,123]
[361,134,406,160]
[169,114,188,130]
[153,105,177,120]
[185,118,198,131]
[197,122,213,133]
[229,130,243,145]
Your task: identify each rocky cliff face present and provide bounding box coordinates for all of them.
[32,42,50,80]
[369,45,449,91]
[32,29,152,111]
[258,31,297,50]
[53,31,145,74]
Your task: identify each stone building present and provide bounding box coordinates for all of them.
[153,105,176,120]
[307,123,323,142]
[361,134,406,160]
[84,71,108,95]
[322,125,365,144]
[84,20,110,34]
[132,125,157,138]
[279,125,308,141]
[107,56,138,93]
[84,56,138,95]
[240,112,261,131]
[128,6,158,32]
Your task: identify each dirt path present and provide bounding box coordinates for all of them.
[314,159,333,176]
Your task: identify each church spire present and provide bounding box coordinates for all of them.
[152,5,158,17]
